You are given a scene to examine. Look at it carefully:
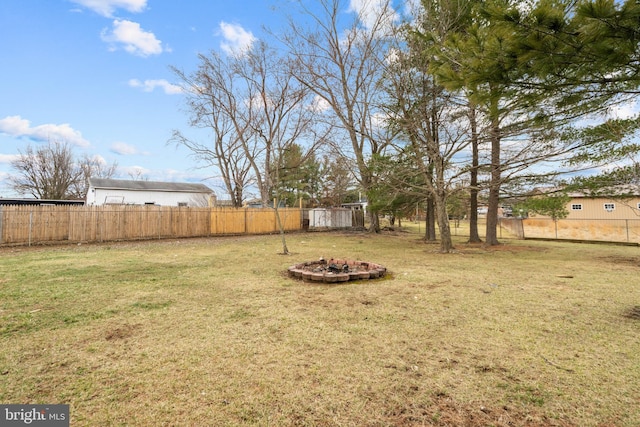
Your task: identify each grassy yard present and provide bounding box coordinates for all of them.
[1,229,639,426]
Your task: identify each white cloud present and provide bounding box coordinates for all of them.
[128,78,183,94]
[88,154,108,165]
[309,95,331,113]
[402,0,423,17]
[70,0,147,17]
[608,100,640,120]
[348,0,398,33]
[120,165,149,178]
[371,111,390,129]
[110,142,143,155]
[384,47,400,65]
[0,115,90,147]
[218,22,255,56]
[0,154,20,164]
[101,19,164,57]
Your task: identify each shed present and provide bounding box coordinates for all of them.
[309,208,353,228]
[86,178,214,207]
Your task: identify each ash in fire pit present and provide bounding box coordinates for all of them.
[287,258,387,283]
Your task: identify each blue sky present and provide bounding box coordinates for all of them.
[6,1,629,200]
[0,0,297,198]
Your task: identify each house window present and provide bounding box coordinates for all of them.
[178,202,188,207]
[604,203,615,212]
[571,204,582,210]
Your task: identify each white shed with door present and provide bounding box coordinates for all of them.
[86,178,214,207]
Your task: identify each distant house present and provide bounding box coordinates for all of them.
[86,178,214,207]
[530,186,640,220]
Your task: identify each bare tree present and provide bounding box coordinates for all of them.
[174,41,326,254]
[67,154,118,199]
[381,1,479,252]
[127,169,149,181]
[237,42,321,205]
[281,0,397,232]
[172,53,253,207]
[9,141,84,199]
[384,57,473,252]
[237,41,328,253]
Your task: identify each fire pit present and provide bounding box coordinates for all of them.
[287,258,387,283]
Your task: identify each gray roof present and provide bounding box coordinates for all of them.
[89,178,213,193]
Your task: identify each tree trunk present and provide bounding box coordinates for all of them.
[485,113,501,246]
[469,184,481,242]
[485,180,500,245]
[274,206,289,255]
[468,104,482,243]
[233,185,244,208]
[425,197,436,241]
[368,210,380,233]
[435,189,453,253]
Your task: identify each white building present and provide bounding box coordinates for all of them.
[86,178,214,207]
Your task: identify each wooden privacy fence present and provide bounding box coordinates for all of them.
[500,217,640,244]
[0,205,303,246]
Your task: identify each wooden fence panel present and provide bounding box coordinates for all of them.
[279,208,302,231]
[211,208,246,234]
[244,209,274,234]
[170,207,210,237]
[138,206,162,239]
[523,218,640,243]
[0,205,304,246]
[242,208,300,234]
[1,206,29,244]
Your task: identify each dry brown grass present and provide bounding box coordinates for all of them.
[1,230,639,426]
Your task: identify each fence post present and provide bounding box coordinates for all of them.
[626,219,629,242]
[29,209,33,247]
[68,205,72,242]
[0,205,3,245]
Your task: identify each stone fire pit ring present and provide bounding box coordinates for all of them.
[287,258,387,283]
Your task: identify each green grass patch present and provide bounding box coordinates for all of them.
[0,231,639,426]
